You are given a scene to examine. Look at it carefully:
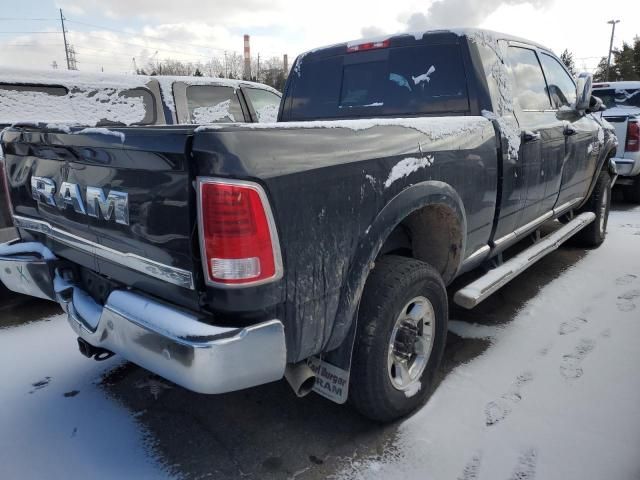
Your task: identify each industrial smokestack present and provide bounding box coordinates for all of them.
[243,34,251,80]
[283,54,289,74]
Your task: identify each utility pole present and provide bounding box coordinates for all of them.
[224,51,228,78]
[51,60,58,70]
[59,8,71,70]
[606,19,620,81]
[257,53,260,82]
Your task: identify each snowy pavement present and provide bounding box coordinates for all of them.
[336,205,640,480]
[0,204,638,480]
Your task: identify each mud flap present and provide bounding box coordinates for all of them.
[307,356,350,404]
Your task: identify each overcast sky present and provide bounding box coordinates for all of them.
[1,0,638,74]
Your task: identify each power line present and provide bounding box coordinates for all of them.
[72,32,240,60]
[64,18,285,58]
[66,19,234,55]
[0,17,58,21]
[0,31,59,34]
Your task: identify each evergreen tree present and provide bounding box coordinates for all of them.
[560,49,576,76]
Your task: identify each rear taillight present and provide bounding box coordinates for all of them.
[347,39,389,53]
[197,178,283,287]
[626,121,640,152]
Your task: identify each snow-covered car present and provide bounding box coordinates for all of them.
[0,69,282,228]
[593,81,640,202]
[0,69,282,128]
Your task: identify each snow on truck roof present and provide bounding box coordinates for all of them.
[0,67,151,89]
[298,28,551,59]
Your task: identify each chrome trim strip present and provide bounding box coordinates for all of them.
[12,215,195,290]
[462,245,490,267]
[552,197,583,217]
[493,197,584,250]
[493,211,553,248]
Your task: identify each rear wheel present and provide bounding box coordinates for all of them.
[574,170,611,247]
[350,255,448,422]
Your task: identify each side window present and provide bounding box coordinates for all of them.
[539,53,577,109]
[186,86,244,123]
[89,87,157,126]
[243,88,281,122]
[507,47,551,111]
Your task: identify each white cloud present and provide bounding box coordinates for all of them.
[1,0,639,75]
[401,0,554,30]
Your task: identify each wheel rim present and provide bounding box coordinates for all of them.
[387,296,435,392]
[599,186,609,235]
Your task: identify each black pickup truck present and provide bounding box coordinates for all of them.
[0,29,617,421]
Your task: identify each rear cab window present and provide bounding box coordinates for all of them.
[243,87,281,122]
[592,88,640,109]
[0,84,69,125]
[284,38,470,121]
[0,83,157,126]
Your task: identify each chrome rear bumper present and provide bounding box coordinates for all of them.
[0,241,287,394]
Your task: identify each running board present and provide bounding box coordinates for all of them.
[454,212,596,309]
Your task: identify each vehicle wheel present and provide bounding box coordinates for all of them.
[350,255,448,422]
[574,170,612,248]
[623,176,640,204]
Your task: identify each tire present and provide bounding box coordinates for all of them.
[574,170,612,248]
[350,255,448,422]
[623,176,640,204]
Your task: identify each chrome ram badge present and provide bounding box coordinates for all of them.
[31,176,129,225]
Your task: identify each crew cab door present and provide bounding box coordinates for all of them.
[502,45,565,234]
[538,53,600,209]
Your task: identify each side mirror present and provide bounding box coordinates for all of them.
[574,72,593,112]
[588,95,607,113]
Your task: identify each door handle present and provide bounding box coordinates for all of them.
[523,131,541,143]
[564,126,578,136]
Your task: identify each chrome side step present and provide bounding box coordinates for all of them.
[454,212,596,309]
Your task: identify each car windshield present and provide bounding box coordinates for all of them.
[593,88,640,109]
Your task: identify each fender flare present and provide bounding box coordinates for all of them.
[324,180,467,355]
[579,139,618,210]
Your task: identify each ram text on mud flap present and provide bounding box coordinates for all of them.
[307,357,349,404]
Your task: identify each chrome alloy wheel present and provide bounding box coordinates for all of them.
[387,296,435,392]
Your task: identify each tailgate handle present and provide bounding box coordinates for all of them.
[523,131,541,143]
[564,126,578,136]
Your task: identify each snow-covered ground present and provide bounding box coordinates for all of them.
[0,314,170,479]
[0,206,638,480]
[335,207,640,480]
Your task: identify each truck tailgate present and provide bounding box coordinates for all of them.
[604,114,627,150]
[1,126,200,304]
